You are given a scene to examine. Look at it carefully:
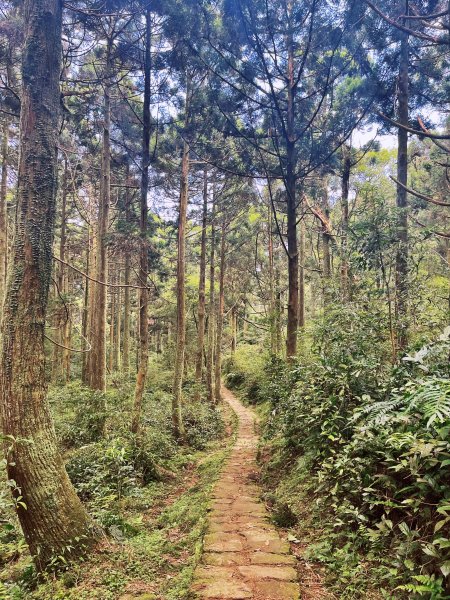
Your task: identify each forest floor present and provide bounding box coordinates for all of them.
[191,387,301,600]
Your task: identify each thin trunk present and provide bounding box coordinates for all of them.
[268,202,276,353]
[206,196,216,403]
[54,156,68,380]
[298,216,305,328]
[231,306,237,355]
[341,145,351,301]
[286,3,298,358]
[123,174,131,373]
[275,265,283,356]
[61,250,71,381]
[321,180,332,304]
[109,277,115,373]
[194,167,208,399]
[114,285,121,371]
[0,0,95,568]
[132,10,151,435]
[81,224,91,384]
[214,219,226,403]
[172,137,189,438]
[87,39,112,392]
[0,119,9,309]
[395,0,409,353]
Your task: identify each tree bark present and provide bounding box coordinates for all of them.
[206,196,216,403]
[0,0,95,569]
[122,173,131,373]
[231,306,237,355]
[0,119,9,310]
[81,221,92,384]
[395,0,410,354]
[132,10,151,435]
[109,276,115,373]
[321,180,332,304]
[194,167,208,399]
[114,284,121,371]
[285,5,298,358]
[298,215,305,328]
[268,202,276,353]
[86,38,112,392]
[214,218,226,403]
[340,145,351,301]
[172,137,189,439]
[53,156,69,381]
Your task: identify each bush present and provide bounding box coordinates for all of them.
[183,401,224,449]
[49,383,115,448]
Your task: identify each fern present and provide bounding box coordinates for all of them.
[407,378,450,428]
[356,396,407,427]
[356,377,450,430]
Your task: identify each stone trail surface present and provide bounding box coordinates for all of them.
[192,386,300,600]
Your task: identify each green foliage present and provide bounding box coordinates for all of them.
[250,309,450,598]
[223,343,267,403]
[48,383,111,448]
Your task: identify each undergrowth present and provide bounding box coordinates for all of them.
[224,305,450,599]
[0,357,231,599]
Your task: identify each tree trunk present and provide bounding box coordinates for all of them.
[275,284,282,355]
[109,276,115,373]
[114,284,121,371]
[194,167,208,399]
[214,218,226,403]
[0,0,95,569]
[172,137,189,438]
[395,0,409,354]
[132,10,151,435]
[0,119,9,310]
[123,174,131,373]
[231,306,237,355]
[298,215,305,328]
[52,156,69,381]
[321,180,332,304]
[268,202,276,353]
[340,145,351,301]
[81,223,92,384]
[86,38,112,392]
[206,196,216,403]
[285,10,298,358]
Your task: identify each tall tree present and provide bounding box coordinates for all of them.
[132,8,152,436]
[194,166,208,399]
[85,30,113,391]
[0,0,95,568]
[395,0,410,353]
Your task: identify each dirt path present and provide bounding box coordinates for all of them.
[192,386,300,600]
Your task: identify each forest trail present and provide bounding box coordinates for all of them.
[192,387,300,600]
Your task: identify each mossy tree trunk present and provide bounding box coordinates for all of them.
[0,0,96,569]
